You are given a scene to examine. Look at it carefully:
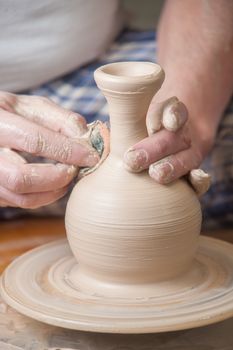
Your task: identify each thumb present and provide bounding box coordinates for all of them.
[146,96,188,134]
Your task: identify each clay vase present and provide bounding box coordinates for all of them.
[65,62,202,298]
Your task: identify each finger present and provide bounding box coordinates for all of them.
[0,147,26,164]
[0,198,13,207]
[146,96,188,134]
[162,99,188,132]
[0,185,68,209]
[0,91,17,113]
[146,96,178,134]
[0,109,99,167]
[0,155,77,193]
[124,127,191,172]
[7,93,88,138]
[188,169,211,196]
[148,148,202,184]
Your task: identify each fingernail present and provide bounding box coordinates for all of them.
[163,107,178,131]
[124,148,149,172]
[56,164,78,177]
[163,101,188,132]
[149,161,174,184]
[67,165,78,176]
[146,113,162,135]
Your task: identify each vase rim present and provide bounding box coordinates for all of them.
[94,61,164,94]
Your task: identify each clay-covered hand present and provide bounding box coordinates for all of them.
[123,97,211,195]
[0,92,99,208]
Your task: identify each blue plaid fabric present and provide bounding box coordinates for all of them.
[1,30,232,228]
[28,31,156,124]
[201,100,233,229]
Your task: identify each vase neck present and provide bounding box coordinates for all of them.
[104,91,154,157]
[94,62,165,158]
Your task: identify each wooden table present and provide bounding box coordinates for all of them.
[0,217,65,274]
[0,218,233,349]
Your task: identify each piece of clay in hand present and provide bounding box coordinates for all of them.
[78,121,110,178]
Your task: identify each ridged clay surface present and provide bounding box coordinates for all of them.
[1,237,233,333]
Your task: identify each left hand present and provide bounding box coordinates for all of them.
[0,92,99,208]
[123,97,211,195]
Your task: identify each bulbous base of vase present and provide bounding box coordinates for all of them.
[2,237,233,334]
[66,160,202,285]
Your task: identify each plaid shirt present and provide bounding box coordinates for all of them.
[1,30,232,229]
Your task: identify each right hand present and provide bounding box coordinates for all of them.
[0,92,99,209]
[124,96,211,196]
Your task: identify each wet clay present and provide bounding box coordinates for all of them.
[65,62,202,297]
[1,291,233,349]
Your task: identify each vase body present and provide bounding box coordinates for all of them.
[65,62,202,297]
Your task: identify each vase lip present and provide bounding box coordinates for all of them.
[94,61,165,94]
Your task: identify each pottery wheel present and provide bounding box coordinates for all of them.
[1,236,233,334]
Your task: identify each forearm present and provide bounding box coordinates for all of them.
[156,0,233,154]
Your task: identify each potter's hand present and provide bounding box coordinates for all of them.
[0,92,99,208]
[124,97,211,196]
